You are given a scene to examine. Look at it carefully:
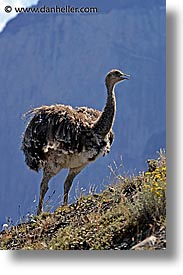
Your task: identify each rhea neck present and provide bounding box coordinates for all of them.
[93,79,117,137]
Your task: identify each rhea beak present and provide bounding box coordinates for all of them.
[121,73,130,80]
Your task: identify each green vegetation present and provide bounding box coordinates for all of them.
[0,150,166,250]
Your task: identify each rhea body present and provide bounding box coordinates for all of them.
[22,69,130,214]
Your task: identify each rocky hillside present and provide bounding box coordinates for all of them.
[0,150,166,250]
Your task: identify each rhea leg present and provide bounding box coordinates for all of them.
[63,166,85,205]
[37,170,52,215]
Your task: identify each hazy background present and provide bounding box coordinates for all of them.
[0,0,166,228]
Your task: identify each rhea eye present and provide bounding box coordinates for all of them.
[115,71,121,76]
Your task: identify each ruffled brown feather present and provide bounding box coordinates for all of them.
[22,104,114,171]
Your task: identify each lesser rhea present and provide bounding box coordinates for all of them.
[22,69,130,214]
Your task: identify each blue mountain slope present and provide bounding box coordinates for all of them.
[0,0,165,227]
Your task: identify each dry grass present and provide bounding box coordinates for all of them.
[0,150,166,250]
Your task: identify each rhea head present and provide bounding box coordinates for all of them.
[105,69,130,89]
